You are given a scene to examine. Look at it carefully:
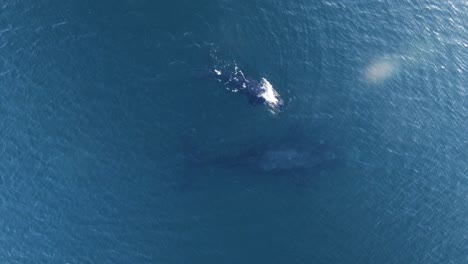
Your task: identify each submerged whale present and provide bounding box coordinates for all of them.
[210,68,283,113]
[187,139,340,175]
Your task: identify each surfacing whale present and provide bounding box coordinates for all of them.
[211,67,283,113]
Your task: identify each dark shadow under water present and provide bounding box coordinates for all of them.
[176,127,347,189]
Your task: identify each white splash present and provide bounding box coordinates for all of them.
[259,78,283,113]
[214,69,222,75]
[364,56,399,84]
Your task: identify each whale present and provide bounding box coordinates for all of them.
[185,138,341,175]
[210,68,284,113]
[229,145,338,174]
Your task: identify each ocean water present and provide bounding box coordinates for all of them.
[0,0,467,263]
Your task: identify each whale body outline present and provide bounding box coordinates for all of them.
[211,67,283,113]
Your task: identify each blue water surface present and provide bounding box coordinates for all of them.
[0,1,467,263]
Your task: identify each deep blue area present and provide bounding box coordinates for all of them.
[0,1,467,263]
